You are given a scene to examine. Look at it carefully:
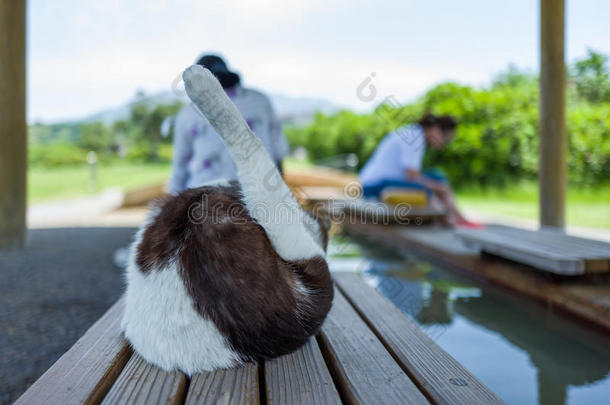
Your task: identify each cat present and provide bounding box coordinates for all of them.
[121,65,333,375]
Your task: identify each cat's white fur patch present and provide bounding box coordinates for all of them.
[121,216,241,375]
[201,177,232,187]
[235,148,325,261]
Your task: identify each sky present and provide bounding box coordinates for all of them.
[27,0,610,123]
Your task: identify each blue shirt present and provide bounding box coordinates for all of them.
[359,125,426,186]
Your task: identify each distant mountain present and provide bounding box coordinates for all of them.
[81,91,187,125]
[73,89,338,127]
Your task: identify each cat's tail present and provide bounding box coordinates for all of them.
[182,65,324,261]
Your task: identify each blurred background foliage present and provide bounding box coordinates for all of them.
[286,49,610,188]
[25,51,610,227]
[28,50,609,190]
[28,95,182,167]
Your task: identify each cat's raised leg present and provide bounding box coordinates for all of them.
[183,65,324,261]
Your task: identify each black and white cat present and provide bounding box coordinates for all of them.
[121,65,334,374]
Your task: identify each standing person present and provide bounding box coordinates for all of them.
[359,113,481,228]
[169,54,289,194]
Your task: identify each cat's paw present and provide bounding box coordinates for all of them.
[183,65,223,101]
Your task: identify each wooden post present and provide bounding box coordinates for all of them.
[0,0,27,249]
[539,0,566,229]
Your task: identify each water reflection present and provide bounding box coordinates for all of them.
[328,236,610,405]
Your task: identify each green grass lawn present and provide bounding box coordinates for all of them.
[456,181,610,230]
[28,162,171,203]
[28,163,610,231]
[283,156,314,171]
[28,159,313,204]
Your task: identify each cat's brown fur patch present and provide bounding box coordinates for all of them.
[136,181,333,361]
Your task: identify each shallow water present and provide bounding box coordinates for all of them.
[327,236,610,405]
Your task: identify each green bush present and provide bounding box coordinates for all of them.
[28,141,88,167]
[567,103,610,185]
[288,53,610,188]
[27,93,183,167]
[421,80,540,187]
[114,96,183,162]
[125,142,173,163]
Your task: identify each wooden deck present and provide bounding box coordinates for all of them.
[456,225,610,275]
[341,199,446,225]
[343,222,610,333]
[15,273,502,405]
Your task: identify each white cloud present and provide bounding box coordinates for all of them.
[26,0,610,122]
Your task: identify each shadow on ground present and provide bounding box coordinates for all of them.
[0,227,137,404]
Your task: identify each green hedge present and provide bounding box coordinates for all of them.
[286,72,609,188]
[28,141,88,167]
[28,93,183,167]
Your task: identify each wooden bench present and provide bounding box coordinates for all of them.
[456,225,610,275]
[341,199,446,225]
[15,273,503,405]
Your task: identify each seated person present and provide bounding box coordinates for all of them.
[359,113,480,227]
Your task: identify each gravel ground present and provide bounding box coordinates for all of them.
[0,227,137,404]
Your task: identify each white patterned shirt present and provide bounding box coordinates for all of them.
[168,85,289,194]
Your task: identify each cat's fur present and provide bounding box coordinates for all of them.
[121,65,333,374]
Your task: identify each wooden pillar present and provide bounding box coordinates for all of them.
[539,0,566,229]
[0,0,27,249]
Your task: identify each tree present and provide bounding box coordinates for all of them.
[571,49,610,103]
[115,91,183,162]
[77,122,115,154]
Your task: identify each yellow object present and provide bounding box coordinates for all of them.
[381,188,428,207]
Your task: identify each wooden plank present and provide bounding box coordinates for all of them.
[468,239,582,275]
[343,199,445,225]
[121,183,166,208]
[0,0,27,249]
[457,227,610,273]
[500,226,610,270]
[457,228,582,259]
[456,228,585,275]
[486,226,610,272]
[333,272,505,405]
[284,167,358,188]
[185,363,259,405]
[15,299,132,405]
[264,338,341,405]
[489,225,610,258]
[495,225,606,247]
[458,231,582,272]
[319,287,429,404]
[397,228,481,256]
[101,353,187,405]
[294,186,348,203]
